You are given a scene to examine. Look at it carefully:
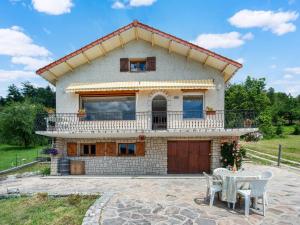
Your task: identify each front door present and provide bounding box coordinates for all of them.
[167,140,211,173]
[152,95,167,130]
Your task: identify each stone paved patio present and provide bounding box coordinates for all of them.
[0,163,299,225]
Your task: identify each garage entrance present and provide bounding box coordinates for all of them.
[167,140,211,174]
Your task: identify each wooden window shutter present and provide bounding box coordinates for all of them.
[67,143,77,156]
[120,58,129,72]
[136,142,145,156]
[146,57,156,71]
[96,142,106,156]
[105,142,117,156]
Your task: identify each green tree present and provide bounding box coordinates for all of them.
[225,76,270,114]
[6,84,23,103]
[0,101,40,147]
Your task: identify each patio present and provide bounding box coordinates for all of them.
[0,163,299,225]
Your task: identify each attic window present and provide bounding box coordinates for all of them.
[130,59,146,72]
[120,57,156,72]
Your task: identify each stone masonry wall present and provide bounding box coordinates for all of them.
[51,137,223,175]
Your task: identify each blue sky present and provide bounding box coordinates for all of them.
[0,0,300,97]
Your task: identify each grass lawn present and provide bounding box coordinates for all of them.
[0,194,98,225]
[241,135,300,163]
[0,144,46,171]
[0,163,50,178]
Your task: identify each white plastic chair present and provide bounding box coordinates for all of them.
[260,171,273,205]
[213,168,231,177]
[261,171,273,179]
[203,172,222,207]
[237,179,268,216]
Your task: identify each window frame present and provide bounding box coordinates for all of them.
[80,95,137,121]
[129,58,147,72]
[118,143,136,156]
[182,93,205,120]
[80,143,96,156]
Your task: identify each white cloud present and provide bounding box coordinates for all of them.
[0,69,35,81]
[236,58,245,64]
[191,32,253,49]
[271,79,300,96]
[112,0,156,9]
[129,0,156,7]
[229,10,299,35]
[0,26,50,57]
[283,74,293,79]
[112,1,125,9]
[11,56,52,71]
[285,67,300,74]
[32,0,73,15]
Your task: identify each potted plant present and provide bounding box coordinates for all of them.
[77,108,86,119]
[45,107,55,114]
[205,106,216,116]
[244,118,253,128]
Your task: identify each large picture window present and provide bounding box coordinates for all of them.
[81,96,136,120]
[183,95,204,119]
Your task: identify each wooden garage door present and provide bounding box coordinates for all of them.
[167,141,211,174]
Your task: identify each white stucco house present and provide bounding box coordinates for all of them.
[36,21,257,175]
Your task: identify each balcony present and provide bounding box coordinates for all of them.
[35,110,258,138]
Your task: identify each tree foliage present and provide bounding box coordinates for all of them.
[0,101,40,147]
[225,76,300,137]
[0,82,54,146]
[0,82,55,108]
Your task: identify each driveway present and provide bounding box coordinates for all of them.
[0,163,299,225]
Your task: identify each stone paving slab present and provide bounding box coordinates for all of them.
[0,163,299,225]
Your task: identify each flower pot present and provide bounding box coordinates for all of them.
[206,110,216,116]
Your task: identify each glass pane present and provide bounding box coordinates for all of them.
[83,145,89,155]
[128,144,136,155]
[82,96,136,120]
[119,144,127,155]
[130,61,146,72]
[183,95,203,119]
[90,145,96,155]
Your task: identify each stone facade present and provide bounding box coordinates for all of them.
[51,137,222,176]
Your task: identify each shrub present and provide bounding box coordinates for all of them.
[276,125,283,136]
[41,167,51,176]
[258,111,275,139]
[293,124,300,135]
[243,132,261,142]
[220,142,243,170]
[67,194,82,206]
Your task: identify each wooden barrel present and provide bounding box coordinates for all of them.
[58,158,70,175]
[70,160,85,175]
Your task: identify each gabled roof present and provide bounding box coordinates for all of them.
[36,20,242,85]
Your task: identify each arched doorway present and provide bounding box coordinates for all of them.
[152,95,167,130]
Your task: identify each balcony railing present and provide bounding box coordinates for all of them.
[35,110,257,133]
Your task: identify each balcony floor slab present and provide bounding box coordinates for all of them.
[36,128,258,138]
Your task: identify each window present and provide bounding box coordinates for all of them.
[130,60,146,72]
[81,144,96,156]
[183,95,204,119]
[118,143,136,156]
[81,96,136,120]
[120,57,156,72]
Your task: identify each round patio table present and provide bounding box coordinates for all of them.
[220,171,261,205]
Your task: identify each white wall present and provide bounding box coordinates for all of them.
[56,40,225,113]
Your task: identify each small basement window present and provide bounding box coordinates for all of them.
[118,143,136,156]
[81,144,96,156]
[130,59,146,72]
